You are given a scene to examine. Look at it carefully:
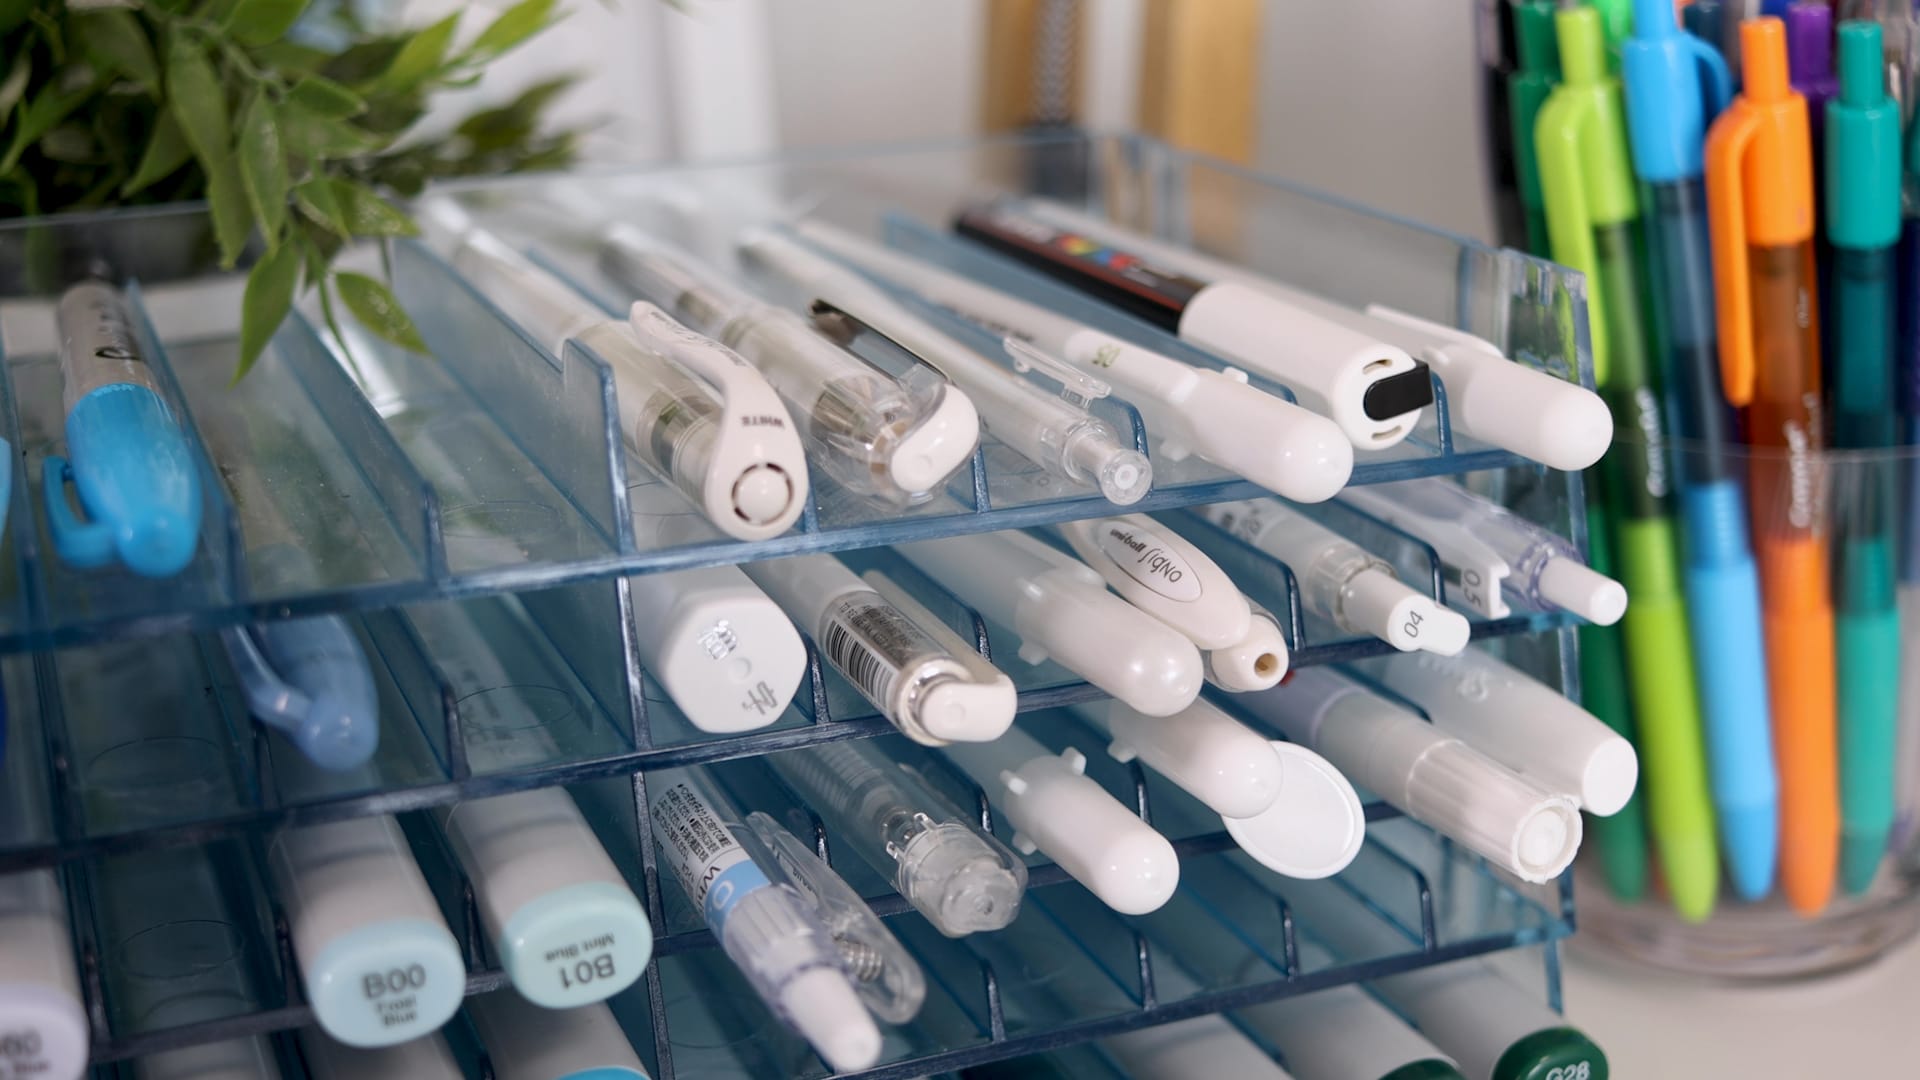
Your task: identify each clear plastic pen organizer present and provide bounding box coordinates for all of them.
[0,132,1598,1075]
[1578,438,1920,976]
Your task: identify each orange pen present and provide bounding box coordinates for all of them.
[1705,16,1838,915]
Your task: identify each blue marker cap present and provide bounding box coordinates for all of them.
[46,382,202,576]
[222,618,380,770]
[1622,0,1735,183]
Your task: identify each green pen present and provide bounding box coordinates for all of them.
[1578,485,1651,901]
[1510,2,1563,257]
[1827,21,1904,895]
[1537,6,1719,921]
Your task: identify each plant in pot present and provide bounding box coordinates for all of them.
[0,0,580,376]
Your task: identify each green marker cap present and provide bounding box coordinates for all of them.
[1493,1026,1609,1080]
[1511,2,1563,210]
[1380,1059,1469,1080]
[1828,21,1901,249]
[1590,0,1632,70]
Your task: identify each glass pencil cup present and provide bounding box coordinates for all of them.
[1575,438,1920,977]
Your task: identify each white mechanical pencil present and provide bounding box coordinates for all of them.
[1198,499,1471,655]
[791,218,1352,502]
[739,225,1152,504]
[894,529,1203,717]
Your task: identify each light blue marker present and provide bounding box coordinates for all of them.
[222,615,378,771]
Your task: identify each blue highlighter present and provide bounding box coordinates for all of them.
[45,280,201,577]
[221,617,379,771]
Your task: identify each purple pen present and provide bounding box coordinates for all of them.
[1788,2,1837,149]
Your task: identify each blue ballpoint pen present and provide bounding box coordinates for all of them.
[1623,0,1780,901]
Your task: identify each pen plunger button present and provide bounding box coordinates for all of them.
[1538,559,1629,625]
[733,464,794,525]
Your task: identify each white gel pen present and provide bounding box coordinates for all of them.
[792,218,1352,502]
[1199,499,1471,655]
[648,768,917,1072]
[739,226,1151,504]
[894,530,1203,717]
[268,815,465,1047]
[600,225,979,503]
[420,200,807,541]
[1339,479,1626,624]
[770,740,1028,936]
[468,994,650,1080]
[627,565,808,734]
[1001,199,1612,467]
[939,723,1180,914]
[0,870,87,1080]
[1352,648,1639,816]
[1236,667,1583,883]
[1058,513,1288,691]
[299,1028,462,1080]
[741,552,1015,743]
[436,787,654,1008]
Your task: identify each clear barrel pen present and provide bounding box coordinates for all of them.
[599,224,979,504]
[1623,0,1777,902]
[420,200,808,541]
[768,740,1027,936]
[740,552,1016,744]
[1337,479,1627,624]
[738,225,1152,504]
[1197,499,1471,656]
[789,218,1354,502]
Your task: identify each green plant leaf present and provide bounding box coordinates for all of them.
[0,54,32,120]
[224,0,312,47]
[276,100,384,161]
[463,0,557,64]
[329,178,415,236]
[238,90,288,245]
[0,67,101,173]
[252,39,331,74]
[165,35,229,167]
[376,13,459,92]
[291,175,348,234]
[40,123,97,163]
[122,112,193,195]
[0,0,30,34]
[74,9,159,92]
[286,75,364,118]
[204,152,253,267]
[335,270,424,351]
[236,239,298,380]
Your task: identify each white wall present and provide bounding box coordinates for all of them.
[762,0,986,151]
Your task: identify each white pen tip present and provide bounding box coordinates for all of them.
[1538,558,1628,626]
[1204,618,1290,692]
[784,969,883,1071]
[1344,569,1469,655]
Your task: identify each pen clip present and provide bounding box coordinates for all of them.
[219,625,315,731]
[1534,78,1609,385]
[1001,337,1111,408]
[1705,96,1760,406]
[1684,31,1734,122]
[743,810,926,1023]
[41,455,116,569]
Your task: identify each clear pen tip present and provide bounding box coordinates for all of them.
[1066,427,1152,505]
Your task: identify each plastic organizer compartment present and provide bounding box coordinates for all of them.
[0,132,1589,653]
[0,131,1598,1077]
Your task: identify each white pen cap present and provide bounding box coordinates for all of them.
[1073,699,1284,820]
[0,870,87,1080]
[1102,1016,1295,1080]
[1344,568,1472,656]
[1357,649,1638,816]
[299,1029,462,1080]
[1537,558,1628,627]
[1244,669,1582,882]
[468,994,651,1080]
[941,726,1179,915]
[1058,514,1253,651]
[1235,940,1459,1080]
[627,565,808,733]
[1221,741,1367,880]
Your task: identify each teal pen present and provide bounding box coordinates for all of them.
[1622,0,1777,900]
[1827,20,1905,895]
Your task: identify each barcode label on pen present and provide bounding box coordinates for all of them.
[821,597,940,708]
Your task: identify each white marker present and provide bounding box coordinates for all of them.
[1199,500,1470,655]
[299,1028,462,1080]
[468,994,651,1080]
[437,787,654,1008]
[895,530,1203,716]
[791,218,1352,501]
[741,553,1015,743]
[1071,698,1365,879]
[1339,479,1626,624]
[953,203,1432,449]
[1102,1016,1296,1080]
[1237,668,1582,882]
[940,723,1179,914]
[421,199,807,541]
[601,225,979,504]
[135,1039,283,1080]
[1058,513,1288,691]
[999,199,1611,468]
[1235,940,1462,1080]
[627,565,808,733]
[0,870,87,1080]
[740,226,1152,504]
[1353,648,1639,816]
[268,815,465,1046]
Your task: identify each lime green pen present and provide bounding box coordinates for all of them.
[1537,6,1718,921]
[1579,485,1650,902]
[1510,2,1562,257]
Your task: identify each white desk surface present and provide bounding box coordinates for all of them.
[1564,933,1920,1076]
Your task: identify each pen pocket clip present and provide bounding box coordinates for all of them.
[1001,337,1112,410]
[42,454,116,569]
[219,625,314,734]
